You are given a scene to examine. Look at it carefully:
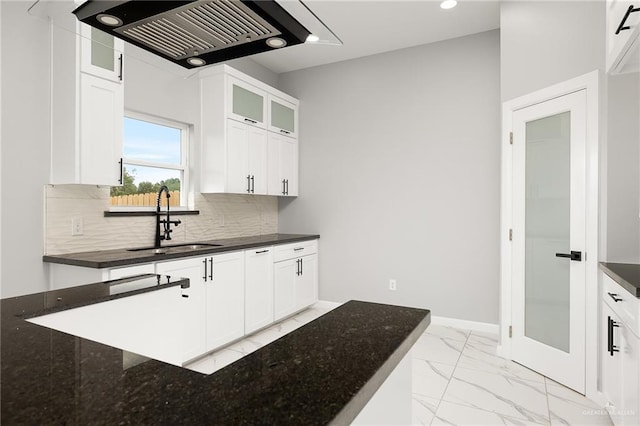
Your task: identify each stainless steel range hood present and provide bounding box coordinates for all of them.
[73,1,311,69]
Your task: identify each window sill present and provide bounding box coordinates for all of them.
[104,210,200,217]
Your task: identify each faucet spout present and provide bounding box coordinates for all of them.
[154,185,180,249]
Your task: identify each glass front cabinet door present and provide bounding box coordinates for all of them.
[269,95,297,138]
[80,23,124,83]
[227,77,267,128]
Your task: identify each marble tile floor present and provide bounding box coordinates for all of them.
[184,305,612,425]
[413,324,613,426]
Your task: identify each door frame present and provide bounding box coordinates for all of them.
[499,71,601,399]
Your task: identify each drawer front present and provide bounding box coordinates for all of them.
[603,273,640,336]
[274,240,318,262]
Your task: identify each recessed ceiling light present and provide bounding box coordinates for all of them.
[306,34,320,43]
[96,14,123,26]
[266,37,287,48]
[187,57,206,66]
[440,0,457,10]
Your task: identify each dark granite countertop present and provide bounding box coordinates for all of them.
[600,262,640,297]
[1,281,430,425]
[43,233,320,269]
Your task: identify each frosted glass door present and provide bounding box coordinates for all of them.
[80,23,123,82]
[511,89,586,394]
[228,78,266,127]
[524,111,571,352]
[269,96,297,137]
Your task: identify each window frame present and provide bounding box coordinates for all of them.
[110,110,190,211]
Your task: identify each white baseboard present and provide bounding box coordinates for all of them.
[314,300,342,310]
[431,315,499,334]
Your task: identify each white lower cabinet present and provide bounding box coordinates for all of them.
[601,273,640,425]
[206,251,245,351]
[273,241,318,321]
[155,257,206,363]
[245,247,274,334]
[47,239,318,361]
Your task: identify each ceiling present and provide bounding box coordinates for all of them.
[249,0,501,74]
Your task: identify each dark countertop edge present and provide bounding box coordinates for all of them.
[104,210,200,217]
[42,234,320,269]
[20,275,190,319]
[599,262,640,297]
[331,310,432,425]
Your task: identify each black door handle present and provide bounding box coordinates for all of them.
[608,292,623,303]
[616,5,640,34]
[246,175,251,193]
[608,316,620,356]
[555,251,582,261]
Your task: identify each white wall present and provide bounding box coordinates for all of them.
[1,2,51,298]
[278,30,501,323]
[606,73,640,262]
[500,0,605,102]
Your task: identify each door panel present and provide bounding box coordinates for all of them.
[511,90,586,393]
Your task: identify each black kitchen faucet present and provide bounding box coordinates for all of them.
[155,185,181,248]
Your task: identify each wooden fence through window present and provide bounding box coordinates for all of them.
[110,191,181,207]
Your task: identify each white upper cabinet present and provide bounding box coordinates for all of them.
[606,0,640,74]
[226,120,268,195]
[227,77,268,128]
[80,23,124,83]
[267,132,298,197]
[200,65,299,196]
[50,17,124,186]
[268,95,298,138]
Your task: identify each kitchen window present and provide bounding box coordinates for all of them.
[110,112,189,209]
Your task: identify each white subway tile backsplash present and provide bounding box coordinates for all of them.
[44,186,278,255]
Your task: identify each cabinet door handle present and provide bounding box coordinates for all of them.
[244,118,257,124]
[280,129,290,135]
[300,258,303,276]
[209,257,213,281]
[555,251,581,261]
[255,249,269,254]
[608,316,620,356]
[118,158,123,184]
[616,5,640,34]
[285,179,289,195]
[296,258,301,276]
[203,258,208,282]
[608,292,623,303]
[251,175,255,193]
[282,179,286,195]
[246,175,251,193]
[118,53,123,81]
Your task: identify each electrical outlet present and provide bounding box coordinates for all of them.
[71,217,84,236]
[389,279,397,291]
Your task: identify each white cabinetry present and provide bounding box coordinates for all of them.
[206,251,245,351]
[606,0,640,74]
[601,273,640,425]
[245,247,274,334]
[50,14,124,185]
[155,258,207,363]
[268,133,298,196]
[227,77,267,128]
[268,95,298,138]
[201,65,299,196]
[226,120,268,194]
[274,240,318,321]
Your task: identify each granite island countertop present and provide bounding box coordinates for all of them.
[600,262,640,297]
[43,233,320,269]
[1,281,430,425]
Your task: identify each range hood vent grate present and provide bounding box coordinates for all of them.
[73,0,310,68]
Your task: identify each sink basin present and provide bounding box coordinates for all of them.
[127,243,222,253]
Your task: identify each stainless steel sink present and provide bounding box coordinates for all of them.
[127,243,222,254]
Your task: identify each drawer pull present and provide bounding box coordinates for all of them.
[244,118,257,124]
[256,249,269,254]
[616,5,640,35]
[608,292,623,303]
[608,316,620,356]
[293,247,304,251]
